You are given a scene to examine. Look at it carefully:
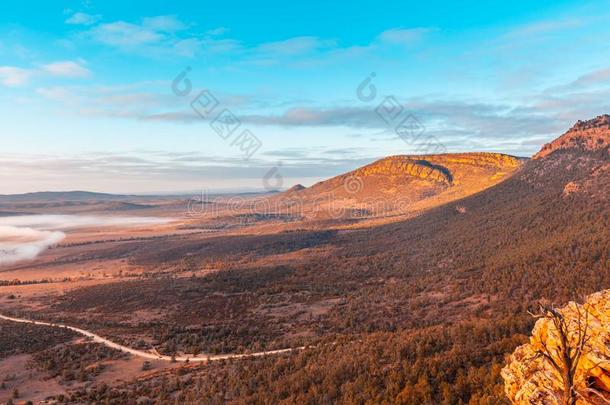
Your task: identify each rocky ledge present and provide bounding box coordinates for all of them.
[350,153,521,186]
[353,156,453,185]
[502,289,610,404]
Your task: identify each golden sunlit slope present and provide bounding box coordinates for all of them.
[272,152,524,220]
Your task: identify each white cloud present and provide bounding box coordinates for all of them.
[77,17,431,62]
[0,61,90,87]
[34,81,184,119]
[201,37,242,53]
[84,16,239,57]
[65,12,102,26]
[36,86,76,102]
[0,66,33,86]
[540,66,610,95]
[503,18,583,40]
[377,28,433,45]
[90,21,163,46]
[574,68,610,86]
[42,60,91,78]
[89,15,187,48]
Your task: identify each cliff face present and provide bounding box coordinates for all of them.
[534,114,610,159]
[349,153,522,186]
[502,290,610,404]
[352,156,454,185]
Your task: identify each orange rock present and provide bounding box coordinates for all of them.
[502,290,610,404]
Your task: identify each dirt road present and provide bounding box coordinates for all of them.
[0,313,303,362]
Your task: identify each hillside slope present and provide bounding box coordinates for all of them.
[272,152,523,219]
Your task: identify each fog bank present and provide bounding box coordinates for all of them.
[0,214,172,265]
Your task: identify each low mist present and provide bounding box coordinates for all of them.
[0,214,172,265]
[0,225,65,265]
[0,214,172,231]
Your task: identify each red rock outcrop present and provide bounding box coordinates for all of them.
[534,114,610,159]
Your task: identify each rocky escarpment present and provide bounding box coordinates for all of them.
[352,156,453,185]
[350,153,522,186]
[535,114,610,159]
[502,290,610,404]
[427,152,523,169]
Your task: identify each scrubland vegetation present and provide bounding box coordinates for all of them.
[11,149,603,404]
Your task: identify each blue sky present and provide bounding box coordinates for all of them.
[1,0,610,194]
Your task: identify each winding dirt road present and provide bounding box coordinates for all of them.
[0,313,303,362]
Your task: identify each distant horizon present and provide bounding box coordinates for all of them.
[0,188,281,197]
[0,148,537,195]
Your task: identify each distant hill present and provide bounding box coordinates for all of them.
[272,152,524,219]
[0,191,129,203]
[102,201,155,211]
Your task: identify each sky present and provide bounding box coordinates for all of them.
[1,0,610,194]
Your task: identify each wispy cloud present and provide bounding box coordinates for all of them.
[572,67,610,87]
[0,66,33,86]
[65,12,102,26]
[34,80,262,121]
[35,81,181,117]
[502,18,583,40]
[36,86,76,102]
[0,60,90,87]
[85,15,200,57]
[129,95,563,140]
[238,27,432,67]
[75,14,433,62]
[241,107,379,128]
[377,28,434,45]
[89,21,165,47]
[546,67,610,93]
[42,60,91,78]
[30,64,602,159]
[142,15,187,32]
